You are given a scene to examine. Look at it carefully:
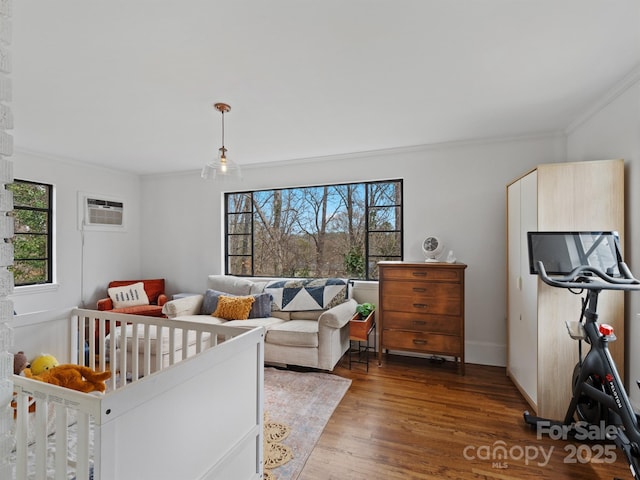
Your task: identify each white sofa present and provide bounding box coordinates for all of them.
[161,275,357,371]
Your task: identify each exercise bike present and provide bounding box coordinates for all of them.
[523,231,640,479]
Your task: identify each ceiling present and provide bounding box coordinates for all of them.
[9,1,640,175]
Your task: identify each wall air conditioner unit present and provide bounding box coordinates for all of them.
[78,192,126,231]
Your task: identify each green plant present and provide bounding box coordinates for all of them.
[355,302,376,318]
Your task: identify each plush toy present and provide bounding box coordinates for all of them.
[13,351,28,375]
[29,353,59,376]
[11,351,35,417]
[25,354,111,394]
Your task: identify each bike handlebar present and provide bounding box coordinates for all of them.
[536,261,640,291]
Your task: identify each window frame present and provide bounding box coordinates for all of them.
[9,179,54,287]
[224,179,403,280]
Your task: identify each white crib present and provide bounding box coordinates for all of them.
[11,308,265,480]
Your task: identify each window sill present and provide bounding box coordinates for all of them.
[11,283,60,296]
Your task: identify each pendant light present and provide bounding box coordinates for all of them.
[201,102,241,180]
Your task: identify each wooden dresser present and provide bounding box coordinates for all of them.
[377,261,467,374]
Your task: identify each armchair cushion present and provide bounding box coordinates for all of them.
[97,279,167,317]
[108,282,149,308]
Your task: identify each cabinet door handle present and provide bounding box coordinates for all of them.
[412,272,427,277]
[412,320,427,326]
[413,339,427,345]
[412,287,426,292]
[413,303,428,309]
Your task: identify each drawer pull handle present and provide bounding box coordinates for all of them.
[412,320,426,326]
[413,339,427,345]
[412,287,426,292]
[412,272,427,277]
[413,303,428,309]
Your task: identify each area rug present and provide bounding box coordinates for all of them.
[264,412,292,480]
[263,367,352,480]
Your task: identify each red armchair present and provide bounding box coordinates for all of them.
[97,279,168,317]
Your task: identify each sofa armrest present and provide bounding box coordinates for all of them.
[96,298,113,311]
[157,294,168,307]
[162,294,204,318]
[318,299,357,329]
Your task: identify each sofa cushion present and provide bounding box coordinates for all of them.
[264,278,348,312]
[108,282,149,308]
[213,295,255,320]
[222,317,286,330]
[266,320,319,348]
[249,292,272,318]
[207,275,254,296]
[111,304,165,317]
[201,289,224,315]
[201,289,272,318]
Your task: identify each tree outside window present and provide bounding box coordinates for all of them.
[7,180,53,286]
[225,180,402,280]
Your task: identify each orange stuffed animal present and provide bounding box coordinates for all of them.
[25,354,111,394]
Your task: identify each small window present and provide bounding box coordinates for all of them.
[225,180,403,280]
[7,180,53,286]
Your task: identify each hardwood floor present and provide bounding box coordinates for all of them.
[300,354,633,479]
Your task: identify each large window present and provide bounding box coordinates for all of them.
[7,180,53,286]
[225,180,402,280]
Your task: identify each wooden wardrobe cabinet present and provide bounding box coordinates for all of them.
[507,159,624,420]
[377,261,467,374]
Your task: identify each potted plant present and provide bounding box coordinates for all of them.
[355,302,375,319]
[350,302,376,341]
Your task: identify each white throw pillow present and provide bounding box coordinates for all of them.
[108,282,149,308]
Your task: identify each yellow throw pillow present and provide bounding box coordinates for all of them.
[212,295,255,320]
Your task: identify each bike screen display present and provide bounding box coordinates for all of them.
[527,231,622,277]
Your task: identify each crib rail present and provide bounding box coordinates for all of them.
[76,309,242,388]
[12,308,263,480]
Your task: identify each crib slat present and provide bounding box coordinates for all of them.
[169,326,176,365]
[98,317,107,371]
[143,323,152,377]
[54,403,68,480]
[78,315,87,366]
[196,330,203,354]
[15,390,28,480]
[182,327,189,360]
[119,323,128,386]
[109,318,118,390]
[35,397,48,480]
[155,325,163,372]
[131,320,140,381]
[76,411,91,480]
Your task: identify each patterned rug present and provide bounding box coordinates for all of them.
[264,412,292,480]
[263,367,352,480]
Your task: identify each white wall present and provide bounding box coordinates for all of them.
[10,150,142,315]
[566,70,640,404]
[141,134,565,366]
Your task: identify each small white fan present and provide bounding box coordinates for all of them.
[422,236,444,262]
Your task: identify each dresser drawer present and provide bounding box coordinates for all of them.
[383,293,461,316]
[383,311,461,334]
[383,330,461,355]
[381,266,462,282]
[383,281,461,300]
